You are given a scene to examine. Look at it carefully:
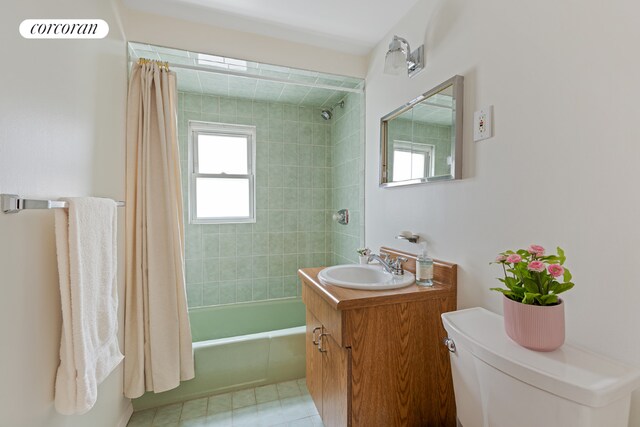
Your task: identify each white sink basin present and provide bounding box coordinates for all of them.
[317,264,415,290]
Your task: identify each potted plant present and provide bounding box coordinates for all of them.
[491,245,574,351]
[356,248,371,264]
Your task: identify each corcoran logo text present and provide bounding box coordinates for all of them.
[19,19,109,39]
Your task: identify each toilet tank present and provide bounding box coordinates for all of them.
[441,308,640,427]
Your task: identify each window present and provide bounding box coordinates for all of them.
[196,53,248,72]
[188,121,256,224]
[392,141,435,182]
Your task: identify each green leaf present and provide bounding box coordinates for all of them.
[512,265,527,281]
[523,278,539,294]
[539,273,549,286]
[535,294,558,305]
[510,285,525,296]
[490,288,518,301]
[563,268,572,282]
[557,246,566,264]
[540,294,559,305]
[522,292,539,305]
[504,276,518,289]
[553,282,574,294]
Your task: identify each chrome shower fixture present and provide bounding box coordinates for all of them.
[320,100,345,120]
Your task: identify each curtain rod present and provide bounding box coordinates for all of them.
[132,59,363,94]
[137,58,169,71]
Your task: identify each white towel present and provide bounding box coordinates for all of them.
[53,197,123,415]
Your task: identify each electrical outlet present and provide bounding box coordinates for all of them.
[473,106,493,142]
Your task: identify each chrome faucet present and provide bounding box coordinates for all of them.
[367,254,408,276]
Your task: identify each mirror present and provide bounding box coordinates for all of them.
[380,75,463,187]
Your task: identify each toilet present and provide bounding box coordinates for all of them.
[441,308,640,427]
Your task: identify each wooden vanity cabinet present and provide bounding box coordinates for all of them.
[304,289,350,426]
[298,248,457,427]
[305,310,324,415]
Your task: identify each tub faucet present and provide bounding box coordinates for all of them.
[368,254,408,276]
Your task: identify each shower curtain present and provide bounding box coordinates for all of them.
[124,60,194,398]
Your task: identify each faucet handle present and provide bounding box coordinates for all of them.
[392,256,408,267]
[389,256,408,275]
[381,253,391,262]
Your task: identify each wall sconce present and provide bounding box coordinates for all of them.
[383,35,424,78]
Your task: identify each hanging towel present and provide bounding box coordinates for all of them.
[53,197,123,415]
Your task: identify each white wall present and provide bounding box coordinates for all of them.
[114,0,368,79]
[365,0,640,423]
[0,1,130,426]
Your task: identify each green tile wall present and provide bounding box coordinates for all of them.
[328,92,365,265]
[178,91,355,308]
[387,118,452,178]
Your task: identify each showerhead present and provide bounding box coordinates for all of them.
[320,100,345,120]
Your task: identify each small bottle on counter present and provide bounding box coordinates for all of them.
[415,242,433,287]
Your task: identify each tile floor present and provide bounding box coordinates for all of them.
[127,378,323,427]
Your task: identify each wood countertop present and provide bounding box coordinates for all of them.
[298,247,457,311]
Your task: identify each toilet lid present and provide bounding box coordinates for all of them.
[441,307,640,407]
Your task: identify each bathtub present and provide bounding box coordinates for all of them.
[133,298,306,410]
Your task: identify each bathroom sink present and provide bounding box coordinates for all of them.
[317,264,415,290]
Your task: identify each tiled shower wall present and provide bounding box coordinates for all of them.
[178,92,344,308]
[328,92,364,265]
[387,119,452,177]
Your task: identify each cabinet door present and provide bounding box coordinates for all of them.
[306,310,323,415]
[321,332,350,427]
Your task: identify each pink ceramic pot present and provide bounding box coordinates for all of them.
[502,295,565,352]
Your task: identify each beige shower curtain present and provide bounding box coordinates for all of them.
[124,60,194,398]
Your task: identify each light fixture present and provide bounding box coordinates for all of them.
[383,35,424,78]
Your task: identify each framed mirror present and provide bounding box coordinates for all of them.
[380,75,463,187]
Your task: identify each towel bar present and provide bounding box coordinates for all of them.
[1,194,125,214]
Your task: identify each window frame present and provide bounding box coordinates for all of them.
[188,120,257,224]
[391,140,436,181]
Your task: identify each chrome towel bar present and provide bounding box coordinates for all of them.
[1,194,125,214]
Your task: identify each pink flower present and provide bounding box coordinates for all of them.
[506,254,522,264]
[495,254,507,262]
[528,260,545,272]
[527,244,545,257]
[547,264,565,278]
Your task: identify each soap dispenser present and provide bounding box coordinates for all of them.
[415,242,433,287]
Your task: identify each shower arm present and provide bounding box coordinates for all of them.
[331,100,345,111]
